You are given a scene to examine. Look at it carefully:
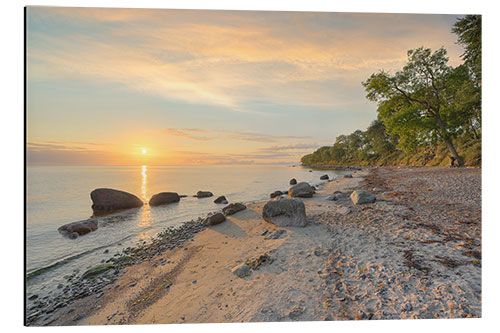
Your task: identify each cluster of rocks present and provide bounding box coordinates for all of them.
[59,187,238,239]
[201,202,247,226]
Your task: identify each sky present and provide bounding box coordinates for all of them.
[26,7,465,165]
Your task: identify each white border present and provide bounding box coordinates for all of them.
[2,1,498,332]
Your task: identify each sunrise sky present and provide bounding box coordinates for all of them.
[26,7,464,165]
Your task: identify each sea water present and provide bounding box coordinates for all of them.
[26,164,350,299]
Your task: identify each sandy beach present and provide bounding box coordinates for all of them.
[29,166,481,325]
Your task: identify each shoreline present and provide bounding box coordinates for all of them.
[27,166,481,325]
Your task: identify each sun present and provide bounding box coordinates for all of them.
[141,148,147,155]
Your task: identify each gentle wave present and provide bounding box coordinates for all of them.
[26,235,133,280]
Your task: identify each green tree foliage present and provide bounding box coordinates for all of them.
[301,16,481,168]
[362,47,473,166]
[452,15,481,84]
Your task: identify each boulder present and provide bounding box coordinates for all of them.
[58,218,98,238]
[202,212,226,226]
[269,190,283,199]
[196,191,213,198]
[149,192,180,206]
[289,178,297,185]
[214,196,228,204]
[90,188,143,213]
[320,174,329,180]
[343,174,353,178]
[288,182,315,198]
[350,190,376,205]
[262,198,307,227]
[223,203,246,216]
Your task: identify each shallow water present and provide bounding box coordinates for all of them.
[26,164,349,299]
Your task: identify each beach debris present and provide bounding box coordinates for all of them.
[195,191,213,198]
[202,213,226,226]
[401,301,413,312]
[326,190,345,201]
[262,198,307,227]
[320,174,329,180]
[81,264,115,279]
[265,229,287,240]
[58,218,98,239]
[214,196,228,204]
[149,192,180,206]
[290,178,297,185]
[350,190,376,205]
[288,182,315,198]
[288,304,306,319]
[222,202,246,216]
[337,207,351,215]
[232,263,251,277]
[246,253,274,270]
[269,190,284,199]
[90,188,143,213]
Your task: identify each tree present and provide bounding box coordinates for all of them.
[452,15,481,84]
[363,47,465,166]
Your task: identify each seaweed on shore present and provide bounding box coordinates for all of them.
[402,250,431,273]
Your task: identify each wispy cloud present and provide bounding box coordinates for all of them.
[163,128,311,143]
[27,8,463,110]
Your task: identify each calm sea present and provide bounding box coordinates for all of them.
[26,164,349,299]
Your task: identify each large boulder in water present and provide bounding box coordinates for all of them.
[149,192,180,206]
[214,195,228,204]
[58,218,98,239]
[202,212,226,226]
[196,191,213,198]
[350,190,376,205]
[223,203,246,216]
[90,188,143,213]
[262,198,307,227]
[288,182,315,198]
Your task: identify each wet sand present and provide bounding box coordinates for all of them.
[32,166,481,325]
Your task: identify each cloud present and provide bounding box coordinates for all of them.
[27,8,464,111]
[26,141,125,165]
[258,143,323,152]
[163,128,311,143]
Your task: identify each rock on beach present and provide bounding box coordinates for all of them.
[289,178,297,185]
[196,191,213,198]
[320,174,329,180]
[223,203,246,216]
[262,198,307,227]
[58,218,98,239]
[90,188,143,213]
[202,213,226,226]
[269,191,283,199]
[288,182,315,198]
[350,190,376,205]
[214,196,228,204]
[149,192,180,206]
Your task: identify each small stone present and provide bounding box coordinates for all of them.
[401,301,413,312]
[231,263,251,277]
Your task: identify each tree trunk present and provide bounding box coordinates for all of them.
[434,112,464,167]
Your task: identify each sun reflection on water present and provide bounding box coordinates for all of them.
[138,165,151,229]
